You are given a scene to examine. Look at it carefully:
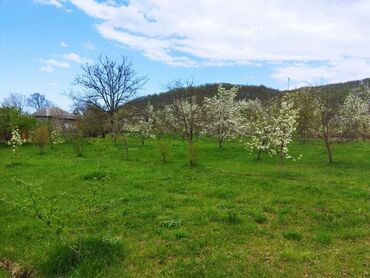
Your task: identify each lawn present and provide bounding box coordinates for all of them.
[0,137,369,277]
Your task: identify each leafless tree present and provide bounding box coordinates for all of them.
[2,93,27,111]
[27,93,53,111]
[72,55,148,138]
[315,88,343,163]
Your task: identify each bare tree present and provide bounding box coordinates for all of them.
[2,93,27,111]
[72,55,148,138]
[27,93,53,111]
[315,88,342,163]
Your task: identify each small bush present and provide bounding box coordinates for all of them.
[41,237,125,277]
[33,126,49,154]
[283,231,303,241]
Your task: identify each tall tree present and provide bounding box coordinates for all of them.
[27,93,53,111]
[72,55,148,138]
[2,93,27,111]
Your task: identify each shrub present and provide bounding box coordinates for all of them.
[33,126,49,154]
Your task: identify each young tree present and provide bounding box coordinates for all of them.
[165,79,202,166]
[129,102,155,145]
[315,89,343,163]
[202,85,240,148]
[27,93,53,111]
[340,87,370,140]
[72,55,148,138]
[290,88,319,143]
[246,96,300,163]
[33,126,49,154]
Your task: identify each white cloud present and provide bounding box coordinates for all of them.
[34,0,65,9]
[39,65,54,72]
[82,41,95,50]
[63,52,93,64]
[41,59,70,68]
[42,0,370,85]
[39,59,70,72]
[60,41,68,48]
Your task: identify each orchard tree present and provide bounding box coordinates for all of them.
[290,88,319,143]
[202,85,240,148]
[27,93,53,111]
[165,79,202,165]
[72,55,148,138]
[340,87,370,140]
[315,88,343,164]
[246,96,300,163]
[130,102,156,145]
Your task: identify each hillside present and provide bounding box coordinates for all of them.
[128,78,370,109]
[129,83,280,109]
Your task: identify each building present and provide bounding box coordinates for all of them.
[32,107,76,129]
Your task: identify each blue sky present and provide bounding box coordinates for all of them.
[1,0,370,110]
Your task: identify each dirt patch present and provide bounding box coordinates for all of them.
[0,258,32,278]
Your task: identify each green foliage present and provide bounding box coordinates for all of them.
[41,237,125,277]
[82,171,107,181]
[0,107,36,141]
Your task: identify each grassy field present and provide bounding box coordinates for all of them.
[0,137,369,277]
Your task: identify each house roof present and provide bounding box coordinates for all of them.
[32,107,75,120]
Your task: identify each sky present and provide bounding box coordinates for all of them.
[1,0,370,111]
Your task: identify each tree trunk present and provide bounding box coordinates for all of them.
[257,148,262,161]
[324,136,333,163]
[110,115,117,143]
[219,139,223,149]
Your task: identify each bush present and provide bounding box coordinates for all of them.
[33,126,49,154]
[0,107,36,141]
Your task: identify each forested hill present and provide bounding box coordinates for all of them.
[129,78,370,109]
[128,83,280,109]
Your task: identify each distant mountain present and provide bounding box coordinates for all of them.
[128,78,370,109]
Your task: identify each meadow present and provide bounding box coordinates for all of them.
[0,137,369,277]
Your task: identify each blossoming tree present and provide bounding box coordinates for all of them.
[246,96,300,163]
[202,85,241,148]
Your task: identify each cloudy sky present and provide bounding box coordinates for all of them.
[1,0,370,110]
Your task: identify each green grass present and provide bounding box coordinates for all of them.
[0,137,369,277]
